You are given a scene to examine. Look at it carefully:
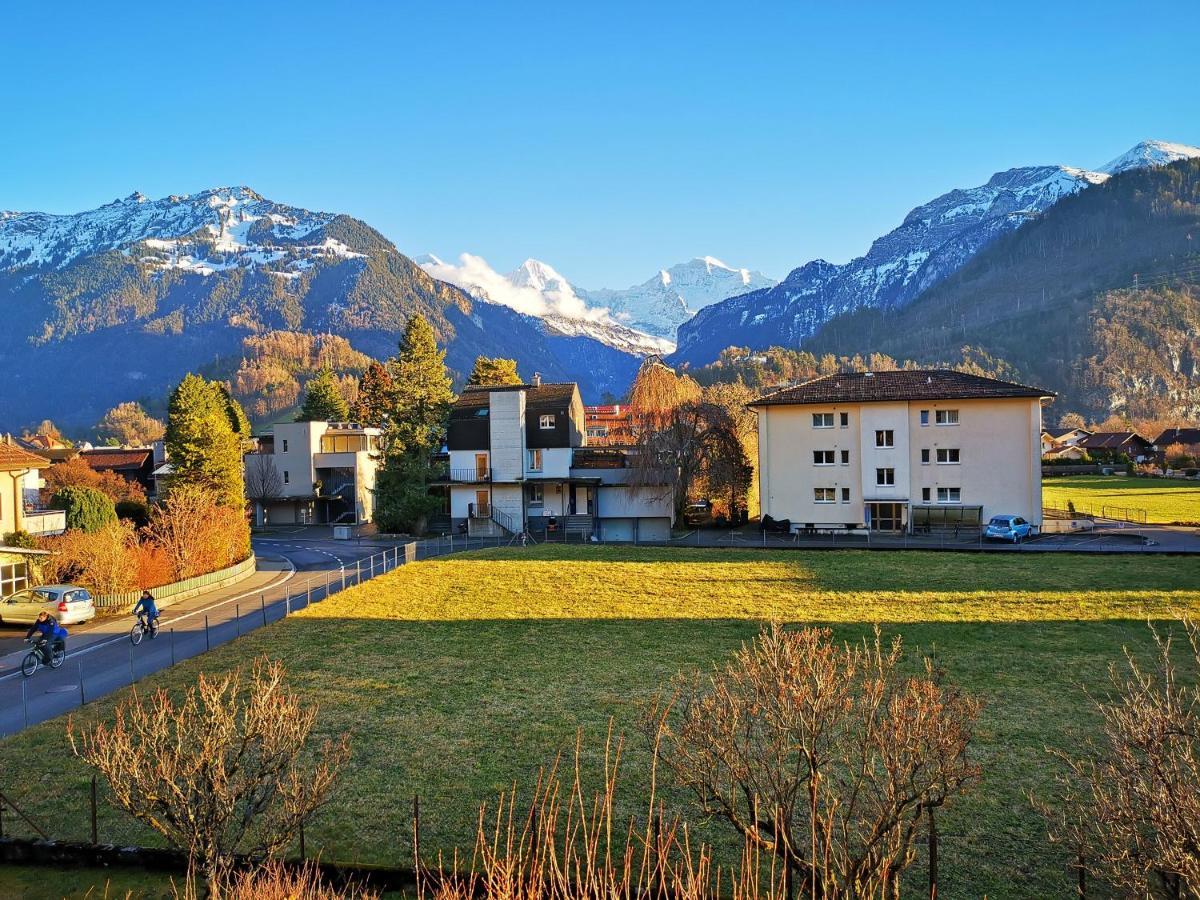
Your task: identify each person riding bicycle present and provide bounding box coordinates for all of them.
[25,610,67,663]
[133,590,159,630]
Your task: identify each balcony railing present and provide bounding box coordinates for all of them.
[451,468,492,482]
[468,501,491,519]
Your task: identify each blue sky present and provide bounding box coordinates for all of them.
[3,2,1197,287]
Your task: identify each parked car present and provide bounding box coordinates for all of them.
[684,501,714,527]
[984,515,1034,543]
[0,585,97,626]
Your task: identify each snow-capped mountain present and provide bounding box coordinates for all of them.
[418,253,674,355]
[580,257,776,339]
[673,139,1200,365]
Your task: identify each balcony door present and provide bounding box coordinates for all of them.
[475,453,489,480]
[474,489,490,518]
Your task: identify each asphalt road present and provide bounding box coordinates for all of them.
[0,535,411,737]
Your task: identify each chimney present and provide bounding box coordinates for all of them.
[532,372,542,387]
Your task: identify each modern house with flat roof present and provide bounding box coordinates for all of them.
[748,370,1053,534]
[243,421,382,526]
[446,380,674,540]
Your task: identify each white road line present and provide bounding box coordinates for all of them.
[0,556,298,683]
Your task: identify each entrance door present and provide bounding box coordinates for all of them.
[474,490,490,518]
[868,502,904,532]
[475,453,489,480]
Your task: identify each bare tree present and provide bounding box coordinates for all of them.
[644,624,981,899]
[1036,618,1200,897]
[70,658,350,897]
[244,452,284,524]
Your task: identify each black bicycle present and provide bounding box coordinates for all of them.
[21,637,66,678]
[130,615,161,645]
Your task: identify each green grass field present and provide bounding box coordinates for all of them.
[3,546,1200,898]
[1043,474,1200,523]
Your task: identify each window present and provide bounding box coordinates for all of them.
[937,487,961,504]
[922,487,931,502]
[812,413,834,428]
[876,467,895,486]
[281,439,289,452]
[936,448,961,464]
[921,449,930,464]
[840,449,850,465]
[935,409,959,426]
[528,449,543,472]
[0,562,28,597]
[813,450,835,465]
[840,412,849,427]
[814,487,837,504]
[841,487,850,503]
[321,434,368,453]
[875,429,894,448]
[528,483,544,504]
[539,414,556,430]
[920,410,929,426]
[283,470,290,484]
[1013,517,1026,526]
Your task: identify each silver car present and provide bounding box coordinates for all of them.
[0,585,96,626]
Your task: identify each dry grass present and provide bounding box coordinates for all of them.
[2,546,1199,899]
[1043,474,1200,524]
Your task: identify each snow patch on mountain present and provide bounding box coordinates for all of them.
[1099,139,1200,176]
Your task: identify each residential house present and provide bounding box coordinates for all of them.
[0,440,65,537]
[1077,432,1154,462]
[446,381,674,540]
[749,370,1052,533]
[583,404,636,446]
[1154,427,1200,453]
[242,421,382,526]
[79,447,157,495]
[1052,428,1092,448]
[1040,433,1087,461]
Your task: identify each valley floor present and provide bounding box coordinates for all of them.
[2,546,1199,898]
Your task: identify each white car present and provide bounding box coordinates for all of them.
[0,585,97,626]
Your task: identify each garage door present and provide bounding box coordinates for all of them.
[636,518,671,542]
[600,518,634,541]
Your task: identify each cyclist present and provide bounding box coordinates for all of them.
[25,610,67,663]
[133,590,160,635]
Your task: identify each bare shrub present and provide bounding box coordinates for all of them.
[38,520,139,594]
[69,658,350,897]
[174,861,378,900]
[147,483,250,580]
[1036,617,1200,897]
[644,624,981,899]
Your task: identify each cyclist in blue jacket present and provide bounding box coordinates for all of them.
[25,611,67,663]
[133,590,159,632]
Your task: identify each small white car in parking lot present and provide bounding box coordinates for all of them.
[0,585,97,626]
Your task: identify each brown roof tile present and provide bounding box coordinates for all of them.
[79,449,152,470]
[0,442,50,470]
[749,369,1054,407]
[451,383,579,417]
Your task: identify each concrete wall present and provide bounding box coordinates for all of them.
[489,390,526,482]
[597,485,673,519]
[271,421,322,497]
[529,447,572,479]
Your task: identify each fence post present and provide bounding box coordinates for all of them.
[170,628,176,666]
[413,793,421,874]
[356,559,361,585]
[78,661,86,705]
[90,775,98,845]
[205,615,210,651]
[927,805,937,899]
[261,593,267,626]
[21,678,28,729]
[129,644,135,684]
[236,605,241,636]
[341,567,346,592]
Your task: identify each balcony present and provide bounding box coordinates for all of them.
[22,509,66,537]
[450,468,492,483]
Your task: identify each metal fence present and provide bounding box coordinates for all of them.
[94,555,259,611]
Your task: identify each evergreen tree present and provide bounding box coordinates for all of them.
[296,367,350,422]
[349,361,395,426]
[164,374,248,511]
[218,382,252,439]
[467,356,522,386]
[374,314,455,533]
[50,485,118,533]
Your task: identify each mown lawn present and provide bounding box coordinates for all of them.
[3,546,1200,899]
[1043,474,1200,523]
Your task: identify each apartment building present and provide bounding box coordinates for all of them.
[749,370,1052,533]
[446,381,674,540]
[244,421,382,526]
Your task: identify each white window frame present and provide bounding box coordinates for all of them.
[936,448,961,464]
[937,487,962,504]
[875,467,895,487]
[921,448,930,465]
[527,449,543,472]
[281,439,288,452]
[528,483,544,504]
[875,429,894,448]
[922,487,931,502]
[919,410,929,427]
[0,561,29,597]
[840,449,850,465]
[812,413,834,429]
[813,450,835,466]
[935,409,960,426]
[841,487,851,504]
[839,412,849,428]
[539,414,555,430]
[283,470,290,484]
[813,487,837,504]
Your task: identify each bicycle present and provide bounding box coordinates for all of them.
[130,615,161,645]
[21,638,66,678]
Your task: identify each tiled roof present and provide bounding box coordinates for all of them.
[80,449,152,470]
[1079,432,1151,450]
[451,383,578,417]
[749,369,1054,407]
[1155,428,1200,447]
[0,442,50,470]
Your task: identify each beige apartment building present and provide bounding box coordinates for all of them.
[749,370,1052,533]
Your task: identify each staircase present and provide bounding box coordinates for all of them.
[426,514,452,536]
[564,515,594,540]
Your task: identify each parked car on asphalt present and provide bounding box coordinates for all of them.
[0,585,97,626]
[984,515,1034,543]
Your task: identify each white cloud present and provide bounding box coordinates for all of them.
[419,253,615,324]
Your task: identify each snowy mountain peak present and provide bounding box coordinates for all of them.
[1100,139,1200,176]
[508,258,571,293]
